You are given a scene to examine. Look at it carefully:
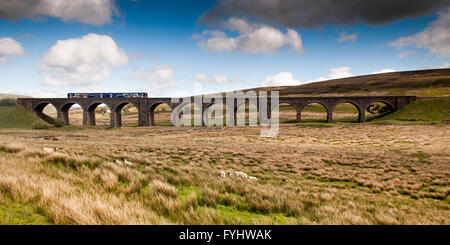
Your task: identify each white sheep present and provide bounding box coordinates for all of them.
[227,170,247,178]
[234,171,248,179]
[124,159,135,166]
[218,170,226,178]
[43,146,58,154]
[115,159,123,166]
[248,176,258,181]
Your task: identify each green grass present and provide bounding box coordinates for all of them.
[216,205,294,225]
[0,193,53,225]
[297,123,333,128]
[0,105,48,129]
[371,99,450,124]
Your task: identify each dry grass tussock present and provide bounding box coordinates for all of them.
[0,124,448,224]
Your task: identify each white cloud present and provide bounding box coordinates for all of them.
[194,74,243,84]
[371,68,396,74]
[327,67,353,79]
[0,37,25,64]
[0,0,117,26]
[38,33,128,87]
[441,63,450,68]
[398,50,417,59]
[262,72,301,87]
[389,7,450,57]
[3,88,66,98]
[306,67,353,83]
[196,18,303,54]
[338,31,358,42]
[134,65,175,92]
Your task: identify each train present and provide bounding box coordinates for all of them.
[67,93,148,99]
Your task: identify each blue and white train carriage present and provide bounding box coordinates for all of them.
[67,93,148,99]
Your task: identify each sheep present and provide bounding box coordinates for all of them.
[234,171,248,179]
[224,170,256,181]
[227,170,247,178]
[43,146,58,154]
[227,171,236,177]
[218,170,226,178]
[248,176,258,181]
[124,159,135,166]
[115,159,123,166]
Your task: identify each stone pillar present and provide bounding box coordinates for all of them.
[137,109,145,127]
[88,109,96,126]
[233,107,238,126]
[296,112,301,123]
[358,110,366,123]
[226,105,236,126]
[56,109,64,122]
[201,104,208,126]
[138,100,149,126]
[115,111,122,128]
[110,111,117,128]
[82,110,89,126]
[149,110,155,126]
[266,105,272,120]
[62,110,70,125]
[327,112,333,123]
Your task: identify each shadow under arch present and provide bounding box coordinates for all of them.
[33,101,58,125]
[365,101,395,121]
[332,101,362,123]
[85,102,112,126]
[299,102,330,123]
[278,102,300,124]
[203,102,232,126]
[233,100,259,126]
[174,102,203,126]
[61,102,83,125]
[149,101,173,126]
[113,102,140,127]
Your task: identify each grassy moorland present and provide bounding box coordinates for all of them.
[0,123,448,225]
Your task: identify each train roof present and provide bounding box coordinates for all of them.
[68,92,148,94]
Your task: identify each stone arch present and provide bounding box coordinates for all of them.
[149,101,172,126]
[277,102,301,124]
[331,100,363,123]
[234,99,258,126]
[33,101,59,124]
[61,102,84,125]
[299,101,331,123]
[113,101,140,128]
[365,100,395,121]
[368,100,395,112]
[85,102,113,126]
[203,102,231,126]
[33,101,52,114]
[174,102,203,126]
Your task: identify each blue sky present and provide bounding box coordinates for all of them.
[0,0,449,98]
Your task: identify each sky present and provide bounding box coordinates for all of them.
[0,0,449,98]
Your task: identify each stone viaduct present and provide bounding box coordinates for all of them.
[17,96,416,128]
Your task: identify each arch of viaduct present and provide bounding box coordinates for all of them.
[17,96,416,128]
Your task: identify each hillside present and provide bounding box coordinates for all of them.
[248,68,450,97]
[0,104,47,129]
[0,94,31,100]
[371,98,450,124]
